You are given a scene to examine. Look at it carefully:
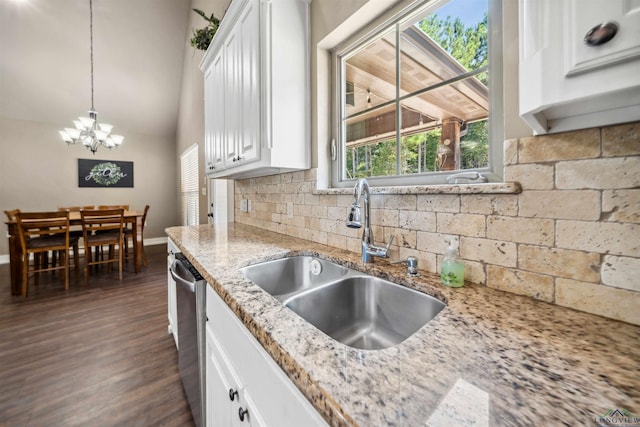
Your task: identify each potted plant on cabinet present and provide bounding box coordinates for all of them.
[190,9,220,51]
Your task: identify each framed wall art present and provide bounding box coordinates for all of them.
[78,159,134,188]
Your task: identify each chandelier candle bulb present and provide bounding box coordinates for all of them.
[441,238,464,287]
[79,116,95,128]
[99,123,113,133]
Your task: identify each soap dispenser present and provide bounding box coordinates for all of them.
[441,238,464,287]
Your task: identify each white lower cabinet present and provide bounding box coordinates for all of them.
[167,239,179,349]
[205,285,327,427]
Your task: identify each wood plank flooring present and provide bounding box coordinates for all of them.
[0,245,195,427]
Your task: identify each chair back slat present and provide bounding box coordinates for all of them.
[97,205,129,211]
[81,208,125,235]
[58,206,95,212]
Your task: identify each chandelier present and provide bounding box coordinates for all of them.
[59,0,123,154]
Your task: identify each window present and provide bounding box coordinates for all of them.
[333,0,502,187]
[180,144,199,226]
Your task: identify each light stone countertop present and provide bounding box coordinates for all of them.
[166,223,639,426]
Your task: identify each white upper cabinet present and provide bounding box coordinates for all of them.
[519,0,640,134]
[201,0,311,179]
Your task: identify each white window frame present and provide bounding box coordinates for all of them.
[330,0,504,189]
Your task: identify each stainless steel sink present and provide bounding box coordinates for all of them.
[239,256,349,298]
[240,256,445,350]
[284,276,445,350]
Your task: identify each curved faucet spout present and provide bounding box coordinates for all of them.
[347,178,369,229]
[346,178,393,263]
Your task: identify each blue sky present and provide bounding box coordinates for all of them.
[435,0,487,27]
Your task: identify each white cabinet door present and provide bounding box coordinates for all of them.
[204,52,225,174]
[237,0,260,164]
[205,324,240,427]
[207,51,226,173]
[239,389,267,427]
[221,0,259,169]
[224,29,241,167]
[519,0,640,134]
[564,0,640,76]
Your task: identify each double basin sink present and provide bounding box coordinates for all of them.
[240,256,445,350]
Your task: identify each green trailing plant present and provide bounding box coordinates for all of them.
[190,8,220,51]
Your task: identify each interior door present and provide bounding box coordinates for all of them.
[207,178,215,225]
[207,178,235,224]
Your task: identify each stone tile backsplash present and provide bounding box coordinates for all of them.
[235,122,640,325]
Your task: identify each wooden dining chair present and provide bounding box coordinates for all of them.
[5,209,22,288]
[13,209,80,276]
[123,205,150,268]
[97,205,129,210]
[15,210,79,297]
[58,205,94,244]
[7,209,52,268]
[81,208,125,283]
[93,206,129,258]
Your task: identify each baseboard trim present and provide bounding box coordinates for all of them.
[0,236,168,265]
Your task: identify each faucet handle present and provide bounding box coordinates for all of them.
[366,235,394,258]
[385,235,395,254]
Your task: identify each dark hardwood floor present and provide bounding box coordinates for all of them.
[0,244,195,427]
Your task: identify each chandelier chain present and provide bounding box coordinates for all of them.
[58,0,123,154]
[90,0,94,110]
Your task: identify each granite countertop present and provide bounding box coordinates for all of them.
[166,223,639,426]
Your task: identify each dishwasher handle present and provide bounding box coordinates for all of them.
[171,260,197,293]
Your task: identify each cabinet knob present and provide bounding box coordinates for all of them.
[228,388,238,401]
[584,22,618,46]
[238,407,249,422]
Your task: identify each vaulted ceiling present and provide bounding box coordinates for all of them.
[0,0,192,139]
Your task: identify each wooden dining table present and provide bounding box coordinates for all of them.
[5,210,145,296]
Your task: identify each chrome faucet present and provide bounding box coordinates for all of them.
[347,178,394,263]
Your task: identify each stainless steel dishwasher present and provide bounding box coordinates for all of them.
[170,253,206,427]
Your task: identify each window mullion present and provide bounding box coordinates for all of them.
[395,23,401,176]
[344,66,487,122]
[398,66,488,104]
